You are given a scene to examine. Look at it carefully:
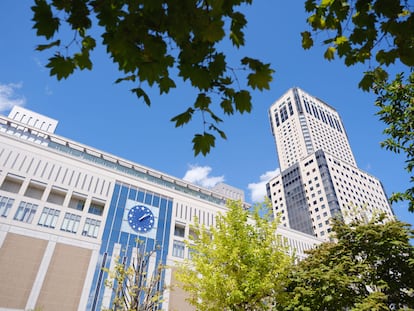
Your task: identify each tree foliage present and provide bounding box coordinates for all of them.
[277,215,414,311]
[175,200,292,311]
[303,0,414,74]
[103,243,165,311]
[373,72,414,212]
[31,0,274,156]
[303,0,414,211]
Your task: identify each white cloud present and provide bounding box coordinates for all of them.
[248,168,280,202]
[0,82,26,112]
[45,84,53,96]
[183,165,224,188]
[33,57,44,69]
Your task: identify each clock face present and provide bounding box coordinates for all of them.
[127,205,155,233]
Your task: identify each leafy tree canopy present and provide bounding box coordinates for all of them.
[302,0,414,76]
[303,0,414,211]
[31,0,274,156]
[277,215,414,311]
[374,72,414,211]
[175,200,292,310]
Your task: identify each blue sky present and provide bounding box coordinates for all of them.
[0,1,412,226]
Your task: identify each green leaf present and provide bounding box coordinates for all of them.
[241,57,274,90]
[209,124,227,139]
[234,90,252,113]
[159,77,176,94]
[334,36,348,45]
[202,20,225,43]
[324,46,336,60]
[35,40,61,51]
[206,109,223,124]
[301,31,314,49]
[131,87,151,106]
[46,54,76,80]
[171,108,195,127]
[209,53,226,79]
[66,0,91,30]
[372,67,389,83]
[51,0,72,11]
[31,0,60,39]
[375,49,397,66]
[358,73,375,91]
[320,0,334,8]
[74,51,92,70]
[194,93,211,110]
[220,99,234,115]
[82,36,96,50]
[192,133,216,156]
[115,75,136,84]
[247,64,274,90]
[305,0,317,12]
[229,12,247,47]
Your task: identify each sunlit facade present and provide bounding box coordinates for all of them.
[267,88,394,239]
[0,106,322,311]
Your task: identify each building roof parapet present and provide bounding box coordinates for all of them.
[0,114,249,208]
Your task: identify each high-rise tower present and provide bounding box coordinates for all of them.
[269,87,356,171]
[267,88,394,239]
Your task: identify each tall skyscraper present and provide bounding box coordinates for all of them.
[267,88,394,239]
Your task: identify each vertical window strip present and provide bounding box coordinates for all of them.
[172,240,185,258]
[82,218,101,238]
[13,201,38,223]
[0,195,14,217]
[61,212,81,233]
[38,207,60,228]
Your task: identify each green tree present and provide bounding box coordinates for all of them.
[31,0,274,156]
[175,200,293,311]
[103,243,165,311]
[302,0,414,71]
[373,72,414,212]
[302,0,414,211]
[277,215,414,310]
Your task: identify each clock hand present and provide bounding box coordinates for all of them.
[139,213,151,221]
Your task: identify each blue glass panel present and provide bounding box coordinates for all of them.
[145,192,153,205]
[152,195,160,208]
[146,238,155,252]
[129,188,137,200]
[101,184,120,246]
[160,198,167,212]
[136,190,144,203]
[119,231,129,251]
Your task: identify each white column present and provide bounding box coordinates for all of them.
[25,238,57,310]
[0,224,9,248]
[77,245,100,311]
[101,243,121,309]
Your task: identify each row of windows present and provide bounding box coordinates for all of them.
[329,158,380,186]
[332,170,386,198]
[175,203,216,226]
[0,145,111,198]
[274,100,294,127]
[302,97,343,133]
[0,195,101,238]
[307,118,354,165]
[0,174,106,216]
[282,236,316,256]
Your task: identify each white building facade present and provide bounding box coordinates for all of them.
[267,88,394,239]
[0,106,322,311]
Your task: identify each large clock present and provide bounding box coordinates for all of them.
[127,205,155,233]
